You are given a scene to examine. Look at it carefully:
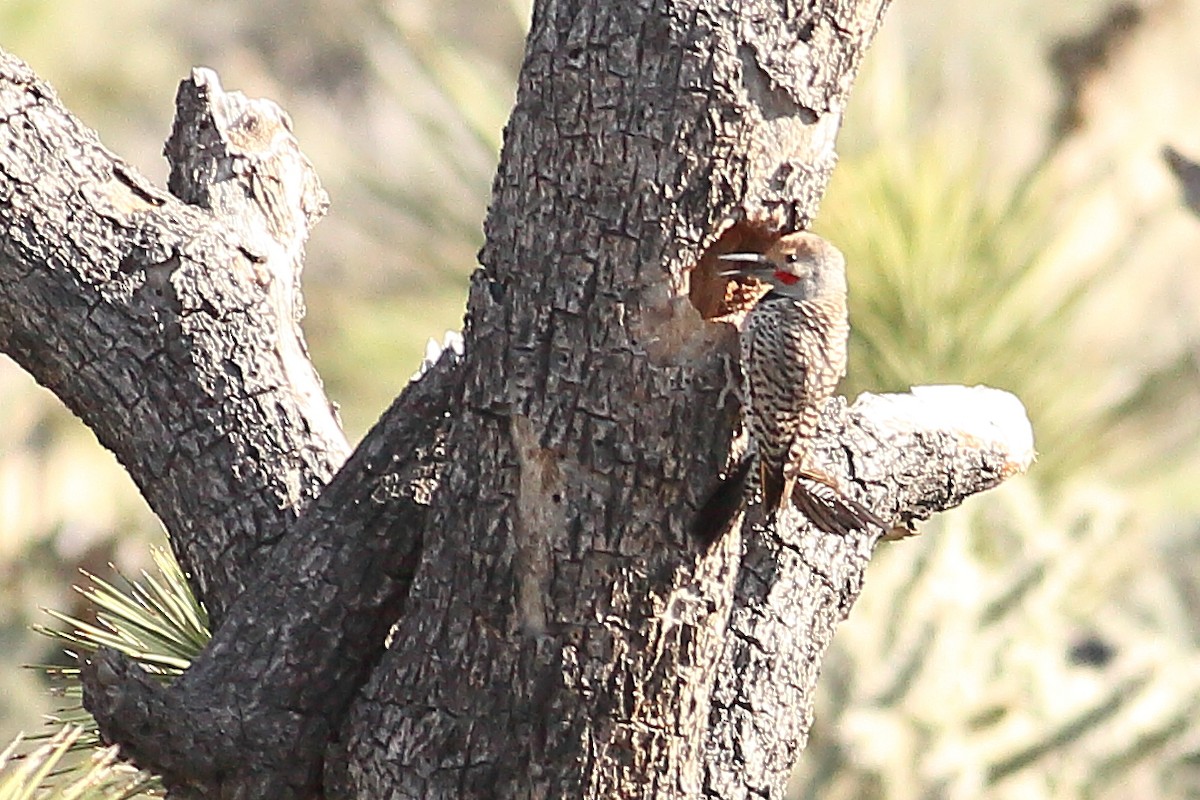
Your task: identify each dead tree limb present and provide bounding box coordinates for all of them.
[0,60,348,625]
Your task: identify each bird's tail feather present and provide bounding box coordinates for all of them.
[790,479,887,536]
[691,455,754,546]
[761,461,786,516]
[693,458,898,544]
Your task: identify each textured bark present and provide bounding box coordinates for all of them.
[82,347,458,798]
[0,1,1037,799]
[333,0,907,797]
[0,59,347,624]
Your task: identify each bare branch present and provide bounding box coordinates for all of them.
[706,386,1033,796]
[0,53,348,622]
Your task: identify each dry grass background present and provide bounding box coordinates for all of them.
[2,0,1200,796]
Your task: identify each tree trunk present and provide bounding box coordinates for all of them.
[0,1,1033,798]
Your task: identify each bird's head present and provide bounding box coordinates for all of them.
[717,232,846,302]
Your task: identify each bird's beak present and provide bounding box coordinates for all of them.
[717,252,773,278]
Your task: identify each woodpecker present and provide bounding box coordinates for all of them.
[693,232,886,543]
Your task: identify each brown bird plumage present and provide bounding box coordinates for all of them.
[693,232,886,543]
[734,233,849,513]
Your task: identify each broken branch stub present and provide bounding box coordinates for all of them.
[705,385,1034,797]
[0,52,349,623]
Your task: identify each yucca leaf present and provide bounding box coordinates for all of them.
[24,546,206,783]
[0,726,157,800]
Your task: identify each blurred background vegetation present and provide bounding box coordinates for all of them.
[2,0,1200,797]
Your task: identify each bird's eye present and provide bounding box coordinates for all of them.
[785,253,799,264]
